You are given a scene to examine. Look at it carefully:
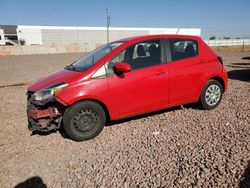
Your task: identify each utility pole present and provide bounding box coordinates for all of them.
[106,8,110,43]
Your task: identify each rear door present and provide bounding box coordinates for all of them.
[166,38,204,105]
[106,39,169,119]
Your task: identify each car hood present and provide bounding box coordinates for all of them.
[28,69,85,92]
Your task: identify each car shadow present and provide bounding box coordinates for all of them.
[30,129,57,137]
[232,63,250,66]
[241,56,250,60]
[30,104,198,139]
[226,59,250,69]
[30,125,69,139]
[15,176,47,188]
[239,160,250,188]
[227,69,250,82]
[226,65,250,69]
[107,104,198,127]
[227,57,250,83]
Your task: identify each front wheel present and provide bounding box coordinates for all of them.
[199,79,223,110]
[62,101,106,141]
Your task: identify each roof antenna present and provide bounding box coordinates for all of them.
[176,28,180,34]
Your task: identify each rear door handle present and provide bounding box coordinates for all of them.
[155,70,167,75]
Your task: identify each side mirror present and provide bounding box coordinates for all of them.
[114,62,131,73]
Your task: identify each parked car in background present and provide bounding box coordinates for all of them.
[27,35,228,141]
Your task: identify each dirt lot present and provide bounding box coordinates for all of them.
[0,51,249,188]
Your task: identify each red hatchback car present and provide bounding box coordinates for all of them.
[27,35,228,141]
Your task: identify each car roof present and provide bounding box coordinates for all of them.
[115,34,201,43]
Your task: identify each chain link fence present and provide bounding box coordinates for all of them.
[1,38,250,56]
[205,39,250,52]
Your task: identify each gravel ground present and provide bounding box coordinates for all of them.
[0,51,249,188]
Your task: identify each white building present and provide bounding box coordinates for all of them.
[0,29,5,45]
[1,25,201,49]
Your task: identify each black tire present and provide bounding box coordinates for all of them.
[199,79,223,110]
[62,100,106,141]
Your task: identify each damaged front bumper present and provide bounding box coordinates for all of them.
[27,92,66,132]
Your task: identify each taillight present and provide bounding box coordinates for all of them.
[217,56,223,64]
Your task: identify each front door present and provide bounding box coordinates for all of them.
[106,39,169,119]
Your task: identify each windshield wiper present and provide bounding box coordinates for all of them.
[65,64,76,70]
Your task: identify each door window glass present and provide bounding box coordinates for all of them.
[169,39,198,61]
[106,40,162,74]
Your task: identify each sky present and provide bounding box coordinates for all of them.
[0,0,250,39]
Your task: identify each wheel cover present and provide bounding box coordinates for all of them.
[205,84,221,106]
[73,109,99,133]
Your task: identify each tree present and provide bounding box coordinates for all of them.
[209,36,216,40]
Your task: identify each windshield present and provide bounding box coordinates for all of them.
[65,42,124,71]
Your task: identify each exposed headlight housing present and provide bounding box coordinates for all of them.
[31,82,68,105]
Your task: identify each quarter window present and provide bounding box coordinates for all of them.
[169,39,198,61]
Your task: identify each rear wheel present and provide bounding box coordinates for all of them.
[62,101,106,141]
[199,79,223,110]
